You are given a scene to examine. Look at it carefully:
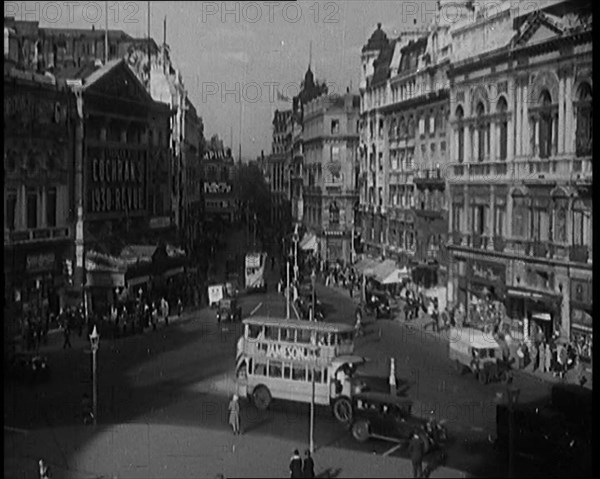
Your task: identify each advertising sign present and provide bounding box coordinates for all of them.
[86,147,147,215]
[203,182,232,194]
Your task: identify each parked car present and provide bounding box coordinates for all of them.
[217,298,242,323]
[6,352,50,383]
[348,392,447,454]
[355,291,392,322]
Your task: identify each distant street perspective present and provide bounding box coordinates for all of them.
[4,1,592,478]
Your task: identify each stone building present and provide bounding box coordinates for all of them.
[4,68,75,333]
[268,109,293,227]
[302,93,361,264]
[445,0,592,348]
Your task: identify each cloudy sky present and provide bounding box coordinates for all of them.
[10,1,436,159]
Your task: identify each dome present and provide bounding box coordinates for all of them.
[362,23,389,53]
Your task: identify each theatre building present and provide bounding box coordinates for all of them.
[4,68,75,335]
[67,59,173,313]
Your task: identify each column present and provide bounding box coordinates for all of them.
[558,76,565,154]
[564,78,574,154]
[41,186,47,228]
[490,121,497,162]
[506,193,514,238]
[462,185,469,238]
[488,186,495,246]
[507,111,514,163]
[522,82,530,157]
[515,82,522,157]
[19,184,26,230]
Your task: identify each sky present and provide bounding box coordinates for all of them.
[8,1,436,159]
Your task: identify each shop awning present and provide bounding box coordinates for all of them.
[354,257,380,276]
[372,259,410,284]
[163,266,185,278]
[380,266,410,284]
[127,275,151,287]
[85,271,125,288]
[120,245,158,264]
[299,233,318,251]
[531,312,552,321]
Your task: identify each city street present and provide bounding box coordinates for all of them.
[5,226,559,479]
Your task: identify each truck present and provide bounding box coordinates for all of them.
[244,252,267,293]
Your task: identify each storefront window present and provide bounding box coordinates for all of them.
[26,189,37,229]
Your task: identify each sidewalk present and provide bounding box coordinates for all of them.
[4,422,468,479]
[320,282,592,390]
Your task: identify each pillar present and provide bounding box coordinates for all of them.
[490,121,496,162]
[558,76,565,154]
[522,82,530,157]
[515,82,522,157]
[564,78,574,154]
[41,186,47,228]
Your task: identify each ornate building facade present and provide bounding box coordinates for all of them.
[445,0,592,348]
[302,93,360,264]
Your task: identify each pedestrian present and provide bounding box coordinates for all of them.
[408,432,425,478]
[228,394,240,435]
[177,297,183,317]
[530,342,538,372]
[539,341,546,373]
[38,458,50,479]
[289,449,303,478]
[302,449,315,478]
[62,321,72,349]
[558,343,568,379]
[151,303,158,331]
[545,343,552,375]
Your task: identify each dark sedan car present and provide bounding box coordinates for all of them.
[6,352,50,383]
[356,291,392,321]
[348,392,447,454]
[216,298,242,322]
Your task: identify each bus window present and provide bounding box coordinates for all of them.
[340,331,353,345]
[282,327,296,342]
[248,324,263,339]
[265,326,280,341]
[253,360,267,376]
[268,360,282,378]
[283,363,292,379]
[292,365,306,381]
[308,367,324,383]
[316,332,327,346]
[297,329,312,344]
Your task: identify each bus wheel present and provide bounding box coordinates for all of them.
[252,385,271,410]
[351,419,370,442]
[332,397,353,424]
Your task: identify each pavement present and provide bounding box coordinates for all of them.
[322,282,592,390]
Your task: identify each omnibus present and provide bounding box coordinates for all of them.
[235,316,367,423]
[245,252,267,292]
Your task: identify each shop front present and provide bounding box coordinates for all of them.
[570,278,593,364]
[324,230,349,264]
[505,287,562,343]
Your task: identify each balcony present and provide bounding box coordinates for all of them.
[449,161,508,181]
[570,245,589,263]
[7,226,71,245]
[413,168,445,188]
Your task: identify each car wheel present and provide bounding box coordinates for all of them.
[332,397,353,424]
[252,385,271,410]
[352,420,371,443]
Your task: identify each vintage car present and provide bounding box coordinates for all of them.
[295,284,325,320]
[6,352,50,383]
[355,291,392,322]
[449,327,509,384]
[216,298,242,323]
[348,392,447,453]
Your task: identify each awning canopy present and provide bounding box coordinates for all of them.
[120,244,158,264]
[376,263,410,284]
[354,257,380,276]
[299,233,318,252]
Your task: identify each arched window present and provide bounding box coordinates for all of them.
[329,201,339,225]
[476,102,487,162]
[497,97,508,160]
[398,117,406,138]
[537,89,554,159]
[389,117,397,138]
[575,82,592,157]
[456,106,465,163]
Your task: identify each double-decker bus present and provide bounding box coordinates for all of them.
[245,252,267,292]
[235,316,367,423]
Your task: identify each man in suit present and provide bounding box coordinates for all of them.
[408,432,425,478]
[289,449,303,478]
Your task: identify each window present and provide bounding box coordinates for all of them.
[456,106,464,162]
[253,360,267,376]
[554,198,568,243]
[264,326,280,341]
[497,97,508,160]
[292,365,306,381]
[419,117,426,136]
[476,102,487,162]
[575,83,592,157]
[429,115,435,135]
[408,116,415,137]
[282,327,296,342]
[283,363,292,379]
[572,201,590,247]
[472,204,486,235]
[329,202,339,225]
[247,324,263,339]
[389,118,397,138]
[537,90,554,159]
[378,187,383,206]
[27,189,37,229]
[378,152,383,171]
[331,119,340,135]
[6,190,17,230]
[452,204,462,232]
[494,205,505,236]
[512,197,529,238]
[268,360,283,378]
[308,367,324,383]
[379,119,384,138]
[45,187,57,227]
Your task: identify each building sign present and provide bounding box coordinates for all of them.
[87,147,146,215]
[26,253,55,272]
[204,182,232,194]
[263,342,319,361]
[471,260,505,284]
[149,216,171,229]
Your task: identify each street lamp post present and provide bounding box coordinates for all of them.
[89,325,100,426]
[310,355,316,454]
[311,269,316,322]
[507,385,520,479]
[286,260,291,320]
